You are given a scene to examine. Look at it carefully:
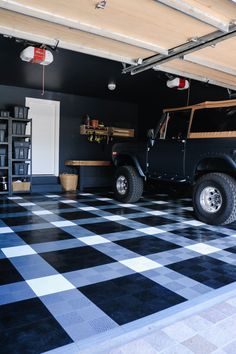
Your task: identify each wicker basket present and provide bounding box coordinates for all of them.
[60,174,78,191]
[12,181,31,192]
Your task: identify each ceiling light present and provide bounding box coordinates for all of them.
[108,81,116,91]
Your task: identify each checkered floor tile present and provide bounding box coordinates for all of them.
[0,191,236,353]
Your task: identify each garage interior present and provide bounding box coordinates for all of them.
[0,1,236,353]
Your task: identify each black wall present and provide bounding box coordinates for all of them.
[138,80,230,138]
[0,84,138,175]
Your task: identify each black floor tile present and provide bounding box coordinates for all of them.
[37,203,74,210]
[57,211,95,220]
[0,200,16,206]
[2,215,45,226]
[142,204,170,211]
[85,200,112,207]
[0,298,72,353]
[171,227,228,241]
[82,221,132,235]
[223,222,236,231]
[115,236,181,255]
[79,274,186,325]
[169,210,194,218]
[0,298,51,331]
[133,215,178,226]
[0,259,24,285]
[17,228,75,244]
[0,205,26,214]
[167,256,236,289]
[225,246,236,254]
[40,246,115,273]
[106,207,142,215]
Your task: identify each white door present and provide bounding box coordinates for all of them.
[25,98,60,176]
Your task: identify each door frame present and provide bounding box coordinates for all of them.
[25,97,60,176]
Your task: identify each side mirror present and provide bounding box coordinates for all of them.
[147,128,154,139]
[147,128,155,146]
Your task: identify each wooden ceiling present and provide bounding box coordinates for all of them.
[0,0,235,90]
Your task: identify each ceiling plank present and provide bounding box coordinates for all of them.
[184,37,236,76]
[184,55,236,77]
[0,0,167,54]
[0,0,215,53]
[155,59,236,90]
[0,9,154,64]
[155,0,236,32]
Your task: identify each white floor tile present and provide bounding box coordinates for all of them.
[18,202,36,206]
[118,204,136,208]
[51,221,76,227]
[96,198,112,201]
[120,256,162,272]
[60,200,77,204]
[33,210,53,215]
[147,211,167,216]
[0,227,13,234]
[78,235,110,245]
[45,194,60,198]
[153,201,168,204]
[183,220,205,226]
[104,215,126,221]
[2,245,36,258]
[26,274,75,296]
[7,196,23,200]
[79,207,98,211]
[79,193,93,196]
[137,227,165,235]
[185,243,220,255]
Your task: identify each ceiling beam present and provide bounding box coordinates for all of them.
[0,25,137,64]
[0,0,168,55]
[123,25,236,75]
[153,64,236,91]
[155,0,230,32]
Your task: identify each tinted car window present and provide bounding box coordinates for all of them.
[165,110,191,139]
[190,107,236,132]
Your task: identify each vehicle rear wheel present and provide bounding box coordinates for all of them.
[114,165,143,203]
[193,173,236,225]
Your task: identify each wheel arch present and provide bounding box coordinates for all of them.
[113,154,145,178]
[194,157,236,181]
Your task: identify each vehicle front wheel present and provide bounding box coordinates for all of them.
[193,173,236,225]
[114,166,143,203]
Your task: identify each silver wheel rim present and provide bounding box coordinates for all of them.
[116,175,128,195]
[200,186,222,213]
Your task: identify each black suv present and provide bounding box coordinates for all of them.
[112,99,236,225]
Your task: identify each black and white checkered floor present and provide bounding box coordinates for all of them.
[1,191,236,353]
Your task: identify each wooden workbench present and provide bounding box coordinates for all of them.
[65,160,113,191]
[65,160,112,167]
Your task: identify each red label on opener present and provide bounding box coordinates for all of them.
[178,78,186,89]
[32,48,46,64]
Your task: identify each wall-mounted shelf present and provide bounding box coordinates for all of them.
[80,125,134,138]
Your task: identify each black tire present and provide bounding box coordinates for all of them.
[114,165,143,203]
[193,173,236,225]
